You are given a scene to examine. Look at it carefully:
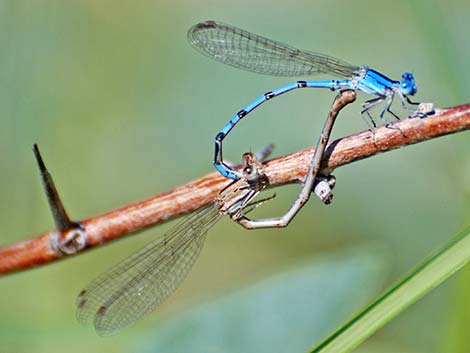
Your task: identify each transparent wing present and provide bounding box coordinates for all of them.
[76,204,221,336]
[188,20,358,78]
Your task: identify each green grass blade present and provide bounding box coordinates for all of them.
[309,227,470,353]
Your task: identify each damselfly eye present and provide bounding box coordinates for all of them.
[244,167,253,174]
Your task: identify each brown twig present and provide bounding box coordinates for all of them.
[1,103,469,275]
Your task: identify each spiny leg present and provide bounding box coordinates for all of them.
[400,93,421,114]
[405,95,421,106]
[401,94,435,118]
[361,96,384,128]
[380,95,400,121]
[235,194,277,218]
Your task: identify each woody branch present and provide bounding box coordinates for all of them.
[0,102,469,275]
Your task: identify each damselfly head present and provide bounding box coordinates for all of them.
[399,72,417,96]
[242,152,269,189]
[217,152,269,216]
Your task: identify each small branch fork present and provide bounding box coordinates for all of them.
[1,103,470,275]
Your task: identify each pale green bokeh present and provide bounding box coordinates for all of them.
[0,0,469,352]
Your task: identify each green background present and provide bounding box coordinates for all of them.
[1,0,469,352]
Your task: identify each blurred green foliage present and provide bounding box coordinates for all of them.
[0,0,469,352]
[135,253,386,353]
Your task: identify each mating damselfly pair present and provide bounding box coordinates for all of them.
[77,20,426,335]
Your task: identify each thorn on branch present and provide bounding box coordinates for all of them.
[33,144,86,255]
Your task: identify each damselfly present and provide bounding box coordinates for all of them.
[188,20,421,181]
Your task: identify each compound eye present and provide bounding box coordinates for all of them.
[243,166,253,175]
